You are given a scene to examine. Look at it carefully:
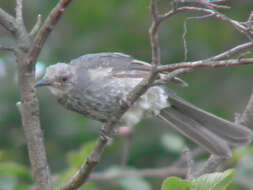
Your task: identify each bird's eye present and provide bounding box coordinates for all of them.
[61,76,68,82]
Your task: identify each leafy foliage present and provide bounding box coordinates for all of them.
[162,177,191,190]
[162,169,235,190]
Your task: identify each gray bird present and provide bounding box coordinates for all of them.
[35,52,252,158]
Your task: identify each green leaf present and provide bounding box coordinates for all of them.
[162,177,191,190]
[191,169,235,190]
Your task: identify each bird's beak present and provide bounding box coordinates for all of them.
[34,78,52,88]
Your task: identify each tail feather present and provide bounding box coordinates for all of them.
[158,95,253,157]
[168,95,253,145]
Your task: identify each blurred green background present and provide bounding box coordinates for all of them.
[0,0,253,190]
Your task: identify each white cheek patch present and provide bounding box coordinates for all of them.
[88,67,112,80]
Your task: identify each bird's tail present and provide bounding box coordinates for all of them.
[158,95,253,158]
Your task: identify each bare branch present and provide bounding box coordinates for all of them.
[16,101,52,190]
[236,93,253,129]
[175,0,230,10]
[209,0,229,4]
[183,14,213,61]
[27,0,74,65]
[30,14,42,38]
[160,6,248,37]
[16,0,25,29]
[153,68,192,86]
[90,148,204,181]
[0,8,17,35]
[193,155,225,177]
[208,42,253,61]
[90,167,186,181]
[149,0,161,66]
[157,58,253,72]
[185,149,194,179]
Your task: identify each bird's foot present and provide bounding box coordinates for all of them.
[120,96,132,108]
[99,127,118,145]
[99,127,111,141]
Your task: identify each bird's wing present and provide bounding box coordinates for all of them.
[70,52,187,86]
[70,52,151,73]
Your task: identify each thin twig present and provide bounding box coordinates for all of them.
[174,0,230,10]
[174,147,204,168]
[153,68,193,86]
[157,58,253,72]
[160,6,248,34]
[16,0,25,29]
[235,93,253,129]
[185,149,194,179]
[30,14,42,38]
[27,0,74,65]
[193,155,225,177]
[208,41,253,61]
[89,147,204,181]
[183,14,213,61]
[0,8,17,35]
[209,0,230,4]
[90,167,186,181]
[149,0,161,67]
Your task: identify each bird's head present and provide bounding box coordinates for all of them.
[34,63,75,97]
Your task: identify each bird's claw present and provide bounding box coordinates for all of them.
[99,127,118,144]
[120,97,132,108]
[99,127,110,142]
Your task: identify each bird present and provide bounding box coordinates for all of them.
[35,52,252,158]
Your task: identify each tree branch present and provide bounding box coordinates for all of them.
[236,93,253,129]
[157,58,253,72]
[0,1,75,190]
[16,101,53,190]
[208,41,253,61]
[29,14,42,38]
[16,0,25,32]
[160,6,249,37]
[27,0,74,66]
[0,8,17,35]
[149,0,161,66]
[193,155,225,177]
[175,0,230,10]
[89,148,204,181]
[90,167,186,181]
